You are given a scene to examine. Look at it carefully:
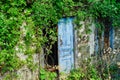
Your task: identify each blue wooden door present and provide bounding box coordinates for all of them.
[58,17,74,73]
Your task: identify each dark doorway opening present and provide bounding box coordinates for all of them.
[42,24,58,72]
[45,41,58,67]
[42,24,59,79]
[44,41,59,75]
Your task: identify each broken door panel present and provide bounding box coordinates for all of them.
[58,17,74,73]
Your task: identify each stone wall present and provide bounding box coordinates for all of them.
[0,54,40,80]
[114,28,120,62]
[75,22,95,67]
[75,23,120,67]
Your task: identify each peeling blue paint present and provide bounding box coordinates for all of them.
[58,17,74,73]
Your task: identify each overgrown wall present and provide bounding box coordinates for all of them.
[75,23,120,67]
[0,23,42,80]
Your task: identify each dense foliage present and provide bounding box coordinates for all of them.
[67,58,120,80]
[40,68,57,80]
[67,59,101,80]
[0,0,27,73]
[0,0,120,79]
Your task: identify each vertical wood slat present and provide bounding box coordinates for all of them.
[109,26,114,49]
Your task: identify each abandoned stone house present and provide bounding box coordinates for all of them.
[0,17,120,80]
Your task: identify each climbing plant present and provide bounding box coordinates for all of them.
[0,0,120,79]
[0,0,27,73]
